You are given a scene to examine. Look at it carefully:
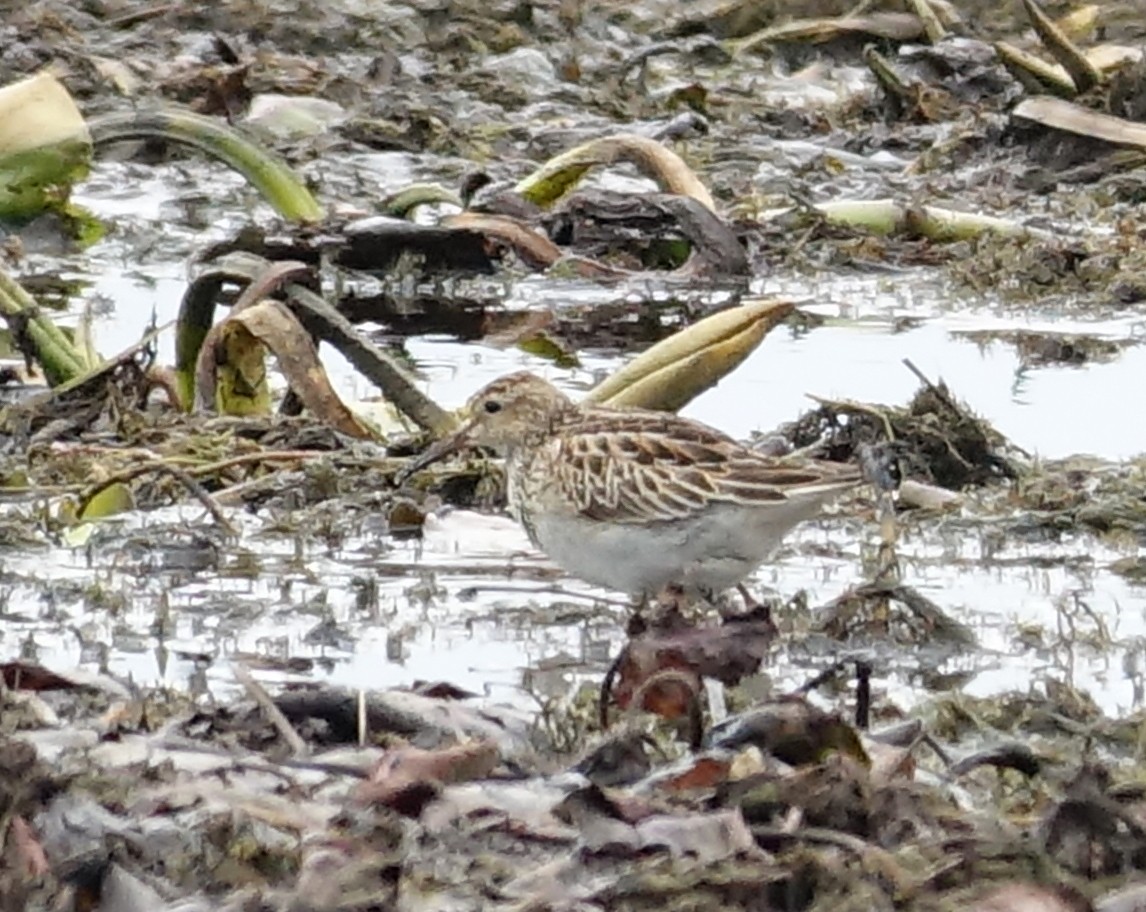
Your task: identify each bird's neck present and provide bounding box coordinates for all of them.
[500,407,570,462]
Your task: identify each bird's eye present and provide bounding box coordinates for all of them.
[483,400,503,414]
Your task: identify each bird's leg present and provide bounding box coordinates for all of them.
[737,583,776,629]
[697,585,718,607]
[695,585,748,622]
[626,594,650,637]
[644,583,691,631]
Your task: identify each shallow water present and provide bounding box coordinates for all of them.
[3,157,1144,719]
[4,496,1142,716]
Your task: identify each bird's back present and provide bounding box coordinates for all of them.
[508,403,861,528]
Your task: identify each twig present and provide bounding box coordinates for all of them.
[79,450,343,527]
[156,464,237,534]
[796,660,847,694]
[901,358,963,417]
[785,221,819,260]
[922,733,953,767]
[187,449,330,478]
[105,2,176,28]
[83,463,237,535]
[232,662,309,757]
[855,661,871,729]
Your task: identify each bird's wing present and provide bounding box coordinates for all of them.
[545,409,860,525]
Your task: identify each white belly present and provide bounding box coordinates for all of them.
[521,495,838,596]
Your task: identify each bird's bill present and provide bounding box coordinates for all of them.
[394,421,475,484]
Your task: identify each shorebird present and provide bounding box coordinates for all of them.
[398,372,862,598]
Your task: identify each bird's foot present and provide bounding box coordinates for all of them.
[629,584,693,634]
[735,583,778,633]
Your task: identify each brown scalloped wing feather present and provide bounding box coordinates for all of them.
[548,408,861,525]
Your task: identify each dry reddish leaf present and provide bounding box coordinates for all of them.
[643,754,734,793]
[0,661,78,691]
[8,816,49,879]
[604,791,662,825]
[630,669,701,724]
[603,616,775,725]
[443,212,563,270]
[355,740,499,814]
[375,740,500,786]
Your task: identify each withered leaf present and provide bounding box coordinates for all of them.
[604,617,775,724]
[355,740,500,816]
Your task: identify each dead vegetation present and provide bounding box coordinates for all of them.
[4,655,1146,911]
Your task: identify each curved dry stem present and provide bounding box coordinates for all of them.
[515,133,716,213]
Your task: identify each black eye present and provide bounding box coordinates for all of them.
[483,399,503,414]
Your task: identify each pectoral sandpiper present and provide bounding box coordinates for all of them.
[398,372,862,598]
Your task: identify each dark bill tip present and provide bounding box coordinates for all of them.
[393,425,472,486]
